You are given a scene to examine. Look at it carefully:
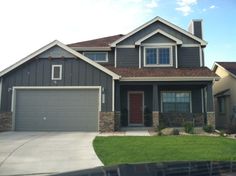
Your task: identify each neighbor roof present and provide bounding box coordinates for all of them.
[213,62,236,78]
[105,66,218,81]
[68,34,124,48]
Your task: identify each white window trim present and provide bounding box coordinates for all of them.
[143,45,173,67]
[51,65,62,80]
[83,52,108,63]
[160,91,192,113]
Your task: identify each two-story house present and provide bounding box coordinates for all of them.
[212,62,236,129]
[0,16,218,132]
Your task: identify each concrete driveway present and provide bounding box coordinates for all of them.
[0,132,103,176]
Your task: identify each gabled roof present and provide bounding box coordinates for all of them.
[213,62,236,79]
[135,29,183,45]
[0,40,120,79]
[68,34,124,49]
[105,66,219,81]
[110,16,207,47]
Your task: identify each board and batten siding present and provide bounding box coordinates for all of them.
[1,57,113,113]
[178,47,200,67]
[118,21,200,46]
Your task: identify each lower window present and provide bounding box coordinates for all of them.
[161,92,191,112]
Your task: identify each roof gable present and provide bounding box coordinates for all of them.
[111,16,207,47]
[213,62,236,79]
[135,29,182,45]
[0,40,120,79]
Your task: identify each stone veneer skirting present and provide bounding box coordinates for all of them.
[99,112,115,132]
[207,112,215,129]
[152,111,160,128]
[159,113,205,127]
[0,112,12,131]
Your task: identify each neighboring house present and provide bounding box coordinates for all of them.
[0,16,218,132]
[212,62,236,129]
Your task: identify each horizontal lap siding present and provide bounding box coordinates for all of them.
[117,48,139,67]
[1,57,112,112]
[178,47,200,67]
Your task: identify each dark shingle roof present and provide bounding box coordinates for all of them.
[105,66,217,77]
[68,34,124,47]
[216,62,236,76]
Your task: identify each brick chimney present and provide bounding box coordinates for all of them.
[188,19,203,39]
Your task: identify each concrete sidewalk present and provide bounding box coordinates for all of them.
[98,127,152,136]
[0,132,103,176]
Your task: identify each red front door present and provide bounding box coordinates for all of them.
[129,92,143,124]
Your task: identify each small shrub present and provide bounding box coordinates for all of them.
[220,130,226,137]
[226,124,236,134]
[158,131,163,136]
[184,122,194,134]
[203,125,214,133]
[173,129,180,135]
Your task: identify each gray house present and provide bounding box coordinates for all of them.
[0,16,218,132]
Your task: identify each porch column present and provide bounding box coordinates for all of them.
[114,81,121,130]
[152,83,160,128]
[206,82,215,128]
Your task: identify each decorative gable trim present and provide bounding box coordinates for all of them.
[0,40,120,79]
[135,29,183,45]
[110,16,207,47]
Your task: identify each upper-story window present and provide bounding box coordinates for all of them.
[51,65,62,80]
[144,46,172,67]
[83,52,108,63]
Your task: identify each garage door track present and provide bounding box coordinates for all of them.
[0,132,103,176]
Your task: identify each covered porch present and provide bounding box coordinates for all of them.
[115,81,215,129]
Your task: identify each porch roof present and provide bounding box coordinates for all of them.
[105,66,218,79]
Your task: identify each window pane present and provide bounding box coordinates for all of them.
[163,103,175,112]
[84,52,107,62]
[162,92,190,113]
[146,48,157,64]
[159,48,170,64]
[53,66,60,79]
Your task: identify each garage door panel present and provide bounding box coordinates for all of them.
[14,89,99,131]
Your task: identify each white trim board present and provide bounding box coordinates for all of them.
[110,16,207,47]
[0,78,2,110]
[11,86,102,131]
[135,29,183,45]
[120,77,218,81]
[51,65,62,80]
[0,40,120,80]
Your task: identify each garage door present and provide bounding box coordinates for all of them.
[14,88,99,131]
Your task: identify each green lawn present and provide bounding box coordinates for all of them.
[93,136,236,166]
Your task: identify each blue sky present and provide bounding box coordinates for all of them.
[0,0,235,70]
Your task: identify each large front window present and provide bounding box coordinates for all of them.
[162,92,191,112]
[145,47,171,66]
[83,52,108,62]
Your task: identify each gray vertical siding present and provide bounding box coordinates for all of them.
[178,47,200,67]
[118,21,200,45]
[141,33,175,44]
[117,48,139,67]
[1,57,113,112]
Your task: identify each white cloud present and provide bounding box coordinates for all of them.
[146,0,158,9]
[176,0,198,16]
[210,5,216,9]
[0,0,159,71]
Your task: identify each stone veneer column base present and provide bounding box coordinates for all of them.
[99,112,115,132]
[114,111,121,131]
[0,112,12,131]
[207,112,215,129]
[152,111,160,128]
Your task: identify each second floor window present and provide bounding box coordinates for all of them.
[51,65,62,80]
[83,52,108,62]
[145,47,171,66]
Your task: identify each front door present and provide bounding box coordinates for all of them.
[128,92,144,125]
